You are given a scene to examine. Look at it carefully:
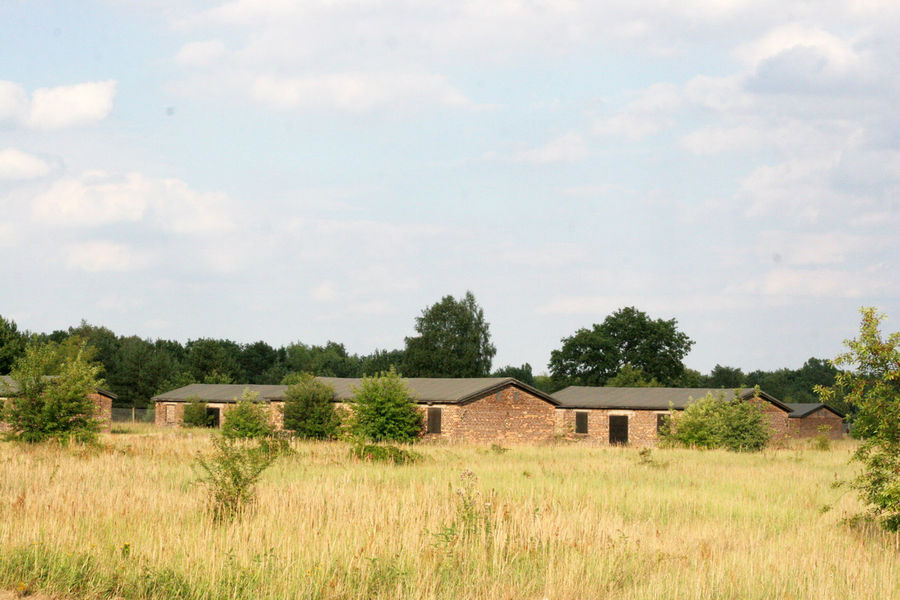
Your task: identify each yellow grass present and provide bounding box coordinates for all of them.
[0,431,897,600]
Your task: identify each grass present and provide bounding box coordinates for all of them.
[0,431,897,599]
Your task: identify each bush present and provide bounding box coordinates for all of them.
[194,435,279,521]
[2,342,102,444]
[221,389,274,440]
[349,441,421,465]
[281,373,340,439]
[182,399,212,428]
[662,389,770,452]
[349,367,423,443]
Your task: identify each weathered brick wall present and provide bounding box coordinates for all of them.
[786,410,844,439]
[447,387,556,443]
[755,400,793,445]
[155,401,185,426]
[89,393,112,432]
[557,408,669,446]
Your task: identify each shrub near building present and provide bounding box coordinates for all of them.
[662,389,770,452]
[221,389,274,440]
[349,368,422,443]
[281,373,340,439]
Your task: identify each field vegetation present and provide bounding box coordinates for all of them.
[1,429,898,600]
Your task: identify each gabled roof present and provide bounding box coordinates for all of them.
[552,386,790,412]
[152,377,558,406]
[0,375,118,400]
[784,402,845,419]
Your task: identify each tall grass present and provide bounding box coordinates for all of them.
[0,432,897,599]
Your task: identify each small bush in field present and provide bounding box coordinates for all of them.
[221,389,273,440]
[194,435,279,521]
[281,373,340,439]
[182,398,211,427]
[349,368,423,443]
[812,425,833,451]
[662,389,770,452]
[349,440,421,465]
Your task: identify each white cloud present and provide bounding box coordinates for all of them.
[26,81,117,130]
[65,241,145,272]
[31,171,235,234]
[175,40,227,67]
[738,267,891,299]
[593,83,682,140]
[510,133,589,164]
[0,148,51,180]
[311,281,340,302]
[0,81,28,122]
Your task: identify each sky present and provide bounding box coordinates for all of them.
[1,0,898,376]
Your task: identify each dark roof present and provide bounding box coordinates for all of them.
[152,377,558,406]
[552,386,791,412]
[784,402,845,419]
[0,375,117,400]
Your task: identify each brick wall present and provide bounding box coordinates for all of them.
[89,393,112,432]
[786,409,844,439]
[440,387,556,443]
[557,408,669,446]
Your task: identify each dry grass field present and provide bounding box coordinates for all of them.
[1,426,898,600]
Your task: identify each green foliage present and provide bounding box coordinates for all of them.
[182,399,213,428]
[404,291,496,377]
[0,314,26,374]
[706,364,745,388]
[350,368,423,443]
[2,342,103,443]
[281,373,340,439]
[221,389,274,440]
[604,363,662,387]
[817,307,899,531]
[194,435,279,521]
[812,424,832,451]
[549,306,694,387]
[491,363,535,385]
[349,440,422,464]
[744,357,842,406]
[662,390,771,452]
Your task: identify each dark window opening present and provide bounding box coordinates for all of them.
[575,411,588,434]
[206,406,221,428]
[656,414,670,435]
[427,407,442,434]
[609,415,628,445]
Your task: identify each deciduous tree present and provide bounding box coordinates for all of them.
[404,291,496,377]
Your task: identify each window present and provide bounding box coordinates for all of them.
[656,414,670,434]
[609,415,628,445]
[427,407,442,434]
[165,404,175,424]
[575,411,588,434]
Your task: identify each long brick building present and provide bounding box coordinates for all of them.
[153,378,844,445]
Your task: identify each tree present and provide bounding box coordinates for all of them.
[2,342,103,443]
[240,341,279,383]
[492,363,535,385]
[281,373,340,439]
[404,291,496,377]
[349,368,423,443]
[706,365,745,388]
[185,338,242,383]
[221,389,274,439]
[604,363,662,387]
[360,348,406,376]
[549,307,694,387]
[817,308,900,530]
[0,315,26,374]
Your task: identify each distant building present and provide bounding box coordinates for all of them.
[153,378,844,445]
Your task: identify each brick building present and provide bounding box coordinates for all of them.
[153,379,844,445]
[153,378,559,443]
[552,386,845,446]
[0,375,115,433]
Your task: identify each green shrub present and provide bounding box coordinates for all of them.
[221,389,274,440]
[349,367,423,443]
[182,398,212,428]
[662,389,770,452]
[349,440,421,465]
[281,373,340,439]
[2,342,102,444]
[194,435,279,521]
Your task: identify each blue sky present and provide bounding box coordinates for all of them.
[2,0,898,375]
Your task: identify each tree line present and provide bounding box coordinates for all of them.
[0,293,842,410]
